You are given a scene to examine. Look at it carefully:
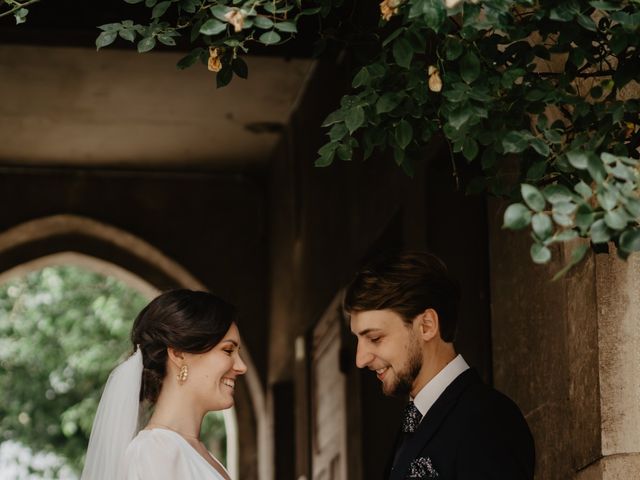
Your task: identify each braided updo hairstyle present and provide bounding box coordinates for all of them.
[131,289,237,403]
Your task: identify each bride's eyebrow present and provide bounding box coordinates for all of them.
[221,339,239,347]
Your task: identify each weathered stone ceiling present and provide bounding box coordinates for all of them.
[0,45,314,170]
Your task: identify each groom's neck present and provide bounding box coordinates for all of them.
[410,342,456,398]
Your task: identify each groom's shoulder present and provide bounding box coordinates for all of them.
[457,370,530,428]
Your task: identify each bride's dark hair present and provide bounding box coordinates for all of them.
[131,289,236,403]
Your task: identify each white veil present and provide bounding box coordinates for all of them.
[81,348,143,480]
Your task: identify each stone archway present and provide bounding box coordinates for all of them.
[0,214,271,480]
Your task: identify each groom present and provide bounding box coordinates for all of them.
[345,251,535,479]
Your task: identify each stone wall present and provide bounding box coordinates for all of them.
[489,196,640,479]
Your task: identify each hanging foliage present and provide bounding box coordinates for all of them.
[5,0,640,272]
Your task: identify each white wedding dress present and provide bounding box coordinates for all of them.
[124,428,228,480]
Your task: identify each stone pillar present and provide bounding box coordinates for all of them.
[576,251,640,478]
[489,196,640,479]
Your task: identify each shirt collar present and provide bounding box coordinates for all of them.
[412,354,470,418]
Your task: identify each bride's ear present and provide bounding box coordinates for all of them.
[167,347,185,368]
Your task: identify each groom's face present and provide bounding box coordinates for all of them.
[351,309,423,397]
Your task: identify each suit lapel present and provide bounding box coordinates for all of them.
[389,369,480,480]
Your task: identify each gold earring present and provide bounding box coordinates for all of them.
[177,364,188,385]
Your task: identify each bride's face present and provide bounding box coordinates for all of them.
[184,322,247,411]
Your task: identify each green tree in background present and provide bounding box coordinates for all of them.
[0,265,148,474]
[0,265,229,477]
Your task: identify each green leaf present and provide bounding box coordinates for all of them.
[98,22,122,32]
[96,31,117,50]
[316,143,338,167]
[393,38,413,69]
[590,219,611,243]
[576,204,596,233]
[299,6,322,16]
[259,30,281,45]
[530,138,550,157]
[575,181,593,199]
[158,34,176,46]
[422,0,446,30]
[619,228,640,252]
[532,213,553,240]
[145,0,158,7]
[552,212,573,227]
[543,184,574,204]
[502,131,530,154]
[345,106,365,133]
[462,137,478,161]
[566,150,589,169]
[254,16,274,29]
[445,37,464,60]
[216,66,233,88]
[181,0,198,13]
[137,36,156,53]
[176,52,199,70]
[503,203,532,230]
[624,197,640,218]
[589,1,622,10]
[447,105,473,130]
[322,110,345,127]
[210,4,230,20]
[577,14,596,31]
[119,28,136,42]
[604,208,629,230]
[329,123,348,142]
[552,244,589,281]
[597,188,618,211]
[527,160,547,181]
[152,1,171,18]
[376,93,402,114]
[383,27,405,47]
[395,120,413,149]
[200,19,227,35]
[337,141,354,161]
[459,51,480,84]
[352,67,370,89]
[544,129,563,144]
[275,21,297,33]
[587,155,607,184]
[554,230,578,242]
[530,243,552,264]
[553,201,577,215]
[232,58,248,79]
[521,184,546,212]
[124,0,144,3]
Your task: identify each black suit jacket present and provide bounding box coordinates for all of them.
[387,369,535,480]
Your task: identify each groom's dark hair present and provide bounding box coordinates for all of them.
[131,289,237,403]
[343,251,460,342]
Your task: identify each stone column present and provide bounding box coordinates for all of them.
[576,250,640,478]
[489,197,640,479]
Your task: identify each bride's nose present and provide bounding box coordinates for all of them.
[234,354,247,375]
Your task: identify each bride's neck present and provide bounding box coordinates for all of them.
[147,387,205,438]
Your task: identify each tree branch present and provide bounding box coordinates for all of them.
[0,0,41,19]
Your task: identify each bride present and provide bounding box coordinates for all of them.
[81,289,247,480]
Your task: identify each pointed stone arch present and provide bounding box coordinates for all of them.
[0,214,271,480]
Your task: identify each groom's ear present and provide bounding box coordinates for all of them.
[167,347,185,368]
[417,309,440,342]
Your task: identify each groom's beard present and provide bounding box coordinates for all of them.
[386,336,423,397]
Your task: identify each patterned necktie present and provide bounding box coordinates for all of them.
[401,401,423,433]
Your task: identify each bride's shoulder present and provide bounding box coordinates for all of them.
[124,429,188,479]
[126,429,183,458]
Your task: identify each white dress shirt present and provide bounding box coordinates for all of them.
[412,354,470,419]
